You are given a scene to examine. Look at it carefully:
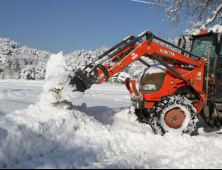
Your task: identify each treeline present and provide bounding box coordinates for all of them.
[0,38,50,80]
[0,37,190,82]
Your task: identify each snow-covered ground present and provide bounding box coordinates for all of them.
[0,80,43,117]
[1,52,222,169]
[1,79,222,169]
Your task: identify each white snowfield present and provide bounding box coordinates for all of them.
[1,53,222,169]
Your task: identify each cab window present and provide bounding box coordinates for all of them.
[191,35,215,59]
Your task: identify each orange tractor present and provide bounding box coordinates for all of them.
[70,30,222,135]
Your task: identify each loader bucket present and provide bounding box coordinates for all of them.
[67,69,99,99]
[69,74,88,93]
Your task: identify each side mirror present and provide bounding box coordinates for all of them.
[213,33,221,46]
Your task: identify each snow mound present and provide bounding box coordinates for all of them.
[0,100,140,168]
[2,101,222,168]
[40,52,84,104]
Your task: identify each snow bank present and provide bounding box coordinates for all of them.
[1,101,222,168]
[40,52,84,104]
[0,102,70,167]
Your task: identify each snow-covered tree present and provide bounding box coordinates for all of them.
[133,0,222,31]
[0,38,51,79]
[65,47,108,71]
[35,62,46,80]
[20,65,36,80]
[20,62,46,80]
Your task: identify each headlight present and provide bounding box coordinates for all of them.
[140,84,157,91]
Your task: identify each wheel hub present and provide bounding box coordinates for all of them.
[164,108,185,129]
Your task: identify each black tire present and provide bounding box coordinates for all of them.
[133,107,153,124]
[150,95,198,135]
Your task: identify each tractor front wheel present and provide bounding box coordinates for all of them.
[150,95,198,135]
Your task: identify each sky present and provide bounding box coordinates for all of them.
[0,0,187,54]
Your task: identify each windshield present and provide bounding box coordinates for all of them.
[191,35,215,59]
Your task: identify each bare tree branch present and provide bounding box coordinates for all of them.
[205,4,222,27]
[132,0,222,31]
[197,0,213,21]
[132,0,171,7]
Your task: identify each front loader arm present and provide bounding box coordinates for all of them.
[97,44,144,83]
[70,30,204,93]
[147,41,200,67]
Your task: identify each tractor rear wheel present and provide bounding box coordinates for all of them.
[150,95,198,135]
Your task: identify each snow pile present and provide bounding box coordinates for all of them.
[1,100,222,168]
[41,52,84,103]
[0,101,78,168]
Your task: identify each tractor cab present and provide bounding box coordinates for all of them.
[190,30,222,124]
[190,31,222,102]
